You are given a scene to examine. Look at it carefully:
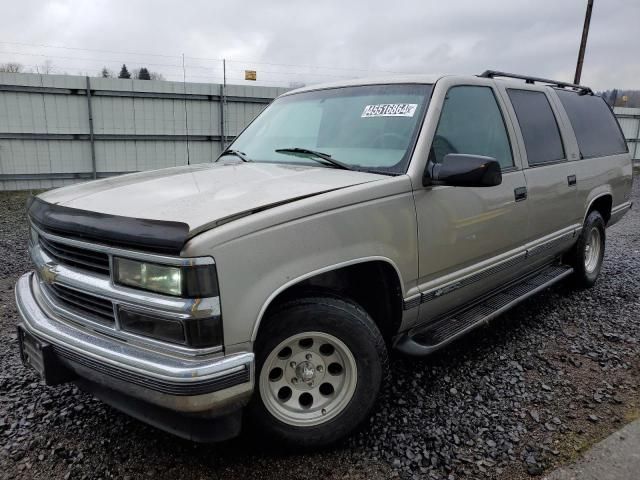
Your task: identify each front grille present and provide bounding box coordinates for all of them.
[42,281,115,326]
[39,235,110,274]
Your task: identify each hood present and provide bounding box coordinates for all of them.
[39,162,386,234]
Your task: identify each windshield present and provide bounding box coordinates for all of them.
[228,84,433,174]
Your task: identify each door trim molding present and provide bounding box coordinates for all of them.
[403,227,578,310]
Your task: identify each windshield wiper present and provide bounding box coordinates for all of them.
[275,147,353,171]
[217,149,252,162]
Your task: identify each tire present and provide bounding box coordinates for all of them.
[569,210,606,288]
[248,296,388,448]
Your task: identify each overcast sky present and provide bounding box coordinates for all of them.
[0,0,637,90]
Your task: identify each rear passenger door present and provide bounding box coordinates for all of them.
[500,86,580,262]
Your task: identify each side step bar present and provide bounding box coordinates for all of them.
[394,264,573,356]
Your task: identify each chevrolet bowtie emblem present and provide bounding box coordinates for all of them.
[40,263,57,284]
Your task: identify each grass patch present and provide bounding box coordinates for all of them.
[551,402,640,474]
[555,431,597,464]
[624,408,640,422]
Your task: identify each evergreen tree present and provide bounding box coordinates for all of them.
[137,67,151,80]
[100,67,111,78]
[118,64,131,79]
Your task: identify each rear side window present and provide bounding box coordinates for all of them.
[555,90,627,159]
[507,89,565,165]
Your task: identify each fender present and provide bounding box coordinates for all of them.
[583,189,613,224]
[251,256,405,341]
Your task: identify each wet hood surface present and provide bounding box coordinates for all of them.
[39,162,386,234]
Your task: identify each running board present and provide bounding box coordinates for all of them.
[394,264,573,356]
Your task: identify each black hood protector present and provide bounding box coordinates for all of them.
[27,197,189,255]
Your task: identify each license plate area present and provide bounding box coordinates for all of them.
[16,326,75,385]
[17,326,46,375]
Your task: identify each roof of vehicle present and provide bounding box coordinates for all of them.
[281,71,593,97]
[282,74,447,96]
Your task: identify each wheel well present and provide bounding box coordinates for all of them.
[587,195,612,224]
[259,261,403,342]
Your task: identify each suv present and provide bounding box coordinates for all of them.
[16,71,633,446]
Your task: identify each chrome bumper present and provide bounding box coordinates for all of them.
[15,272,254,415]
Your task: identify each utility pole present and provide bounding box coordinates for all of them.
[223,58,226,87]
[574,0,594,85]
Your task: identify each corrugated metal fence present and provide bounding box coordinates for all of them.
[614,107,640,166]
[1,74,637,191]
[0,72,288,190]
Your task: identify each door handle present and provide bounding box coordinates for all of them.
[514,186,527,202]
[568,175,577,186]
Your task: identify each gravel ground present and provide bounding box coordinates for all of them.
[1,183,639,480]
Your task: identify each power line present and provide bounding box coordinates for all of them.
[0,39,414,76]
[0,50,203,69]
[222,67,363,79]
[0,39,414,88]
[0,40,187,60]
[0,50,361,80]
[198,57,416,75]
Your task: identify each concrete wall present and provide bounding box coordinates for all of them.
[0,72,288,190]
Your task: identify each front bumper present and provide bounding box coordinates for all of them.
[15,272,255,440]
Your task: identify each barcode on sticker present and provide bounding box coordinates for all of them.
[361,104,418,118]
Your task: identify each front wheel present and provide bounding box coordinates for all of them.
[569,210,606,288]
[248,296,388,448]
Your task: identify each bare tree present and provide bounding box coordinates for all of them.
[149,71,165,81]
[38,60,55,74]
[0,62,23,73]
[100,67,113,78]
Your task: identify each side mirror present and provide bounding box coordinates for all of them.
[424,154,502,187]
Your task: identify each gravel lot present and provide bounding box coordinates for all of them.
[1,182,638,480]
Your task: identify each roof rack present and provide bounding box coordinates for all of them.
[479,70,593,95]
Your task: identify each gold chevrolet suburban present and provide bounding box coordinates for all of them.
[15,71,633,446]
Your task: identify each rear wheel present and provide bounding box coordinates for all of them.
[569,210,606,288]
[248,296,388,447]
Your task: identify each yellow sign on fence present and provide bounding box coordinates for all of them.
[245,70,257,81]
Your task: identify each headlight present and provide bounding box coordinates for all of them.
[113,257,219,298]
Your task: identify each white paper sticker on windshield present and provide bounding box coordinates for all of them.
[361,103,418,118]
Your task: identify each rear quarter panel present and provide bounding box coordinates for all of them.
[572,153,633,222]
[546,89,633,224]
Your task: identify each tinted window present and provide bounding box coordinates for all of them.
[556,90,627,158]
[431,86,513,168]
[507,89,565,165]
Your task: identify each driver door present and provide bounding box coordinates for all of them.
[412,84,529,325]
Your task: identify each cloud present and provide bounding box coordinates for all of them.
[0,0,637,90]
